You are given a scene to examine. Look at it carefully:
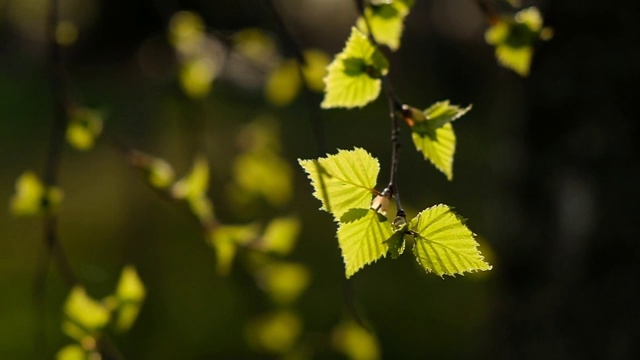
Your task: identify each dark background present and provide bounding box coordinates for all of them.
[1,0,639,358]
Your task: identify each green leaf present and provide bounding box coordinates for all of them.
[409,101,471,180]
[66,107,104,151]
[246,311,302,354]
[259,216,301,256]
[114,266,145,332]
[385,231,405,259]
[337,208,394,278]
[485,7,551,76]
[256,261,310,305]
[410,204,491,277]
[172,155,215,221]
[265,59,301,107]
[147,157,175,189]
[10,171,63,216]
[332,321,381,360]
[299,148,379,220]
[209,224,260,275]
[63,286,110,340]
[56,344,89,360]
[172,155,210,200]
[357,0,414,51]
[321,27,389,109]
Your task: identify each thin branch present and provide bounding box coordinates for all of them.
[354,0,406,218]
[476,0,500,25]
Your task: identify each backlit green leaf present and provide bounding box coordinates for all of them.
[259,216,301,256]
[56,344,89,360]
[66,107,103,151]
[321,27,389,109]
[299,148,379,220]
[337,208,393,278]
[485,7,551,76]
[409,101,470,180]
[10,171,63,216]
[246,311,302,354]
[63,286,110,340]
[265,59,301,107]
[332,321,381,360]
[210,224,260,275]
[114,266,145,332]
[410,204,491,277]
[256,261,310,305]
[357,0,414,51]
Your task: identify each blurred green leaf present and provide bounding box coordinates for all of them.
[233,151,292,207]
[321,27,389,109]
[66,107,103,151]
[300,49,330,92]
[246,311,302,354]
[56,344,89,360]
[256,262,310,305]
[332,321,381,360]
[210,224,260,275]
[299,148,379,220]
[259,216,301,256]
[114,266,145,332]
[410,204,492,277]
[265,59,301,107]
[485,7,551,76]
[63,286,110,341]
[10,171,63,216]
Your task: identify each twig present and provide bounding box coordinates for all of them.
[354,0,406,219]
[476,0,500,25]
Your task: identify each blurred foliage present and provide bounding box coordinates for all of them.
[66,107,103,151]
[2,0,636,359]
[485,6,553,76]
[10,171,63,216]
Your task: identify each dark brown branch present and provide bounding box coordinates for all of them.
[354,0,405,218]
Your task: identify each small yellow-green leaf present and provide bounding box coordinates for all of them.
[246,311,302,354]
[233,150,293,207]
[259,217,301,256]
[265,59,301,107]
[172,155,210,200]
[321,27,389,109]
[256,261,310,305]
[412,123,456,180]
[357,0,414,51]
[63,286,110,339]
[332,321,381,360]
[56,344,89,360]
[301,49,330,92]
[147,157,175,189]
[10,171,63,216]
[210,224,259,275]
[299,148,379,220]
[113,266,145,331]
[409,100,470,180]
[410,204,492,277]
[485,7,550,77]
[337,208,393,278]
[66,107,103,151]
[116,266,145,302]
[179,57,217,99]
